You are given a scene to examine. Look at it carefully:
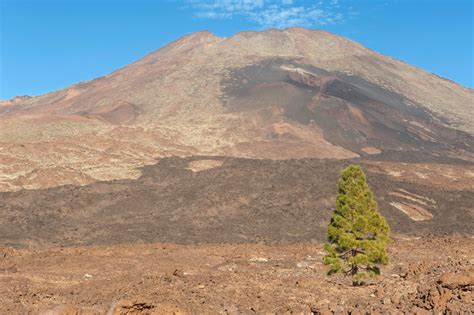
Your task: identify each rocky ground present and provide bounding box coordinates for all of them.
[0,236,472,314]
[1,157,473,248]
[0,156,473,314]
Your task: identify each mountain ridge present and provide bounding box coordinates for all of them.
[2,28,472,100]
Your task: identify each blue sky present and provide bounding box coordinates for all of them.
[0,0,472,99]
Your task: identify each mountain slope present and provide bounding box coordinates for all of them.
[0,28,473,191]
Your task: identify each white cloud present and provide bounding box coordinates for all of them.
[187,0,347,28]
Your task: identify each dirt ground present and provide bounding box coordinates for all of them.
[0,235,472,314]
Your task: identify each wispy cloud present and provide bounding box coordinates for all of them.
[186,0,347,28]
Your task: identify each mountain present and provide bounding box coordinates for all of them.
[1,28,473,314]
[0,27,473,191]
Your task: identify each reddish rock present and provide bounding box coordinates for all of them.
[438,272,474,289]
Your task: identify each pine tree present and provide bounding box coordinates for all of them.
[323,165,390,285]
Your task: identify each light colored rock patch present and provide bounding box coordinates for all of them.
[396,189,436,204]
[389,189,437,207]
[364,161,474,191]
[388,171,402,177]
[390,192,429,206]
[186,159,224,172]
[390,202,433,221]
[414,172,428,179]
[361,146,381,154]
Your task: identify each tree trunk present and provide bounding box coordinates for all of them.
[351,249,361,286]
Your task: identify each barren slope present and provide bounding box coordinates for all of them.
[1,28,473,191]
[1,156,472,248]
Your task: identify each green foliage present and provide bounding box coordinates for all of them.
[323,165,390,284]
